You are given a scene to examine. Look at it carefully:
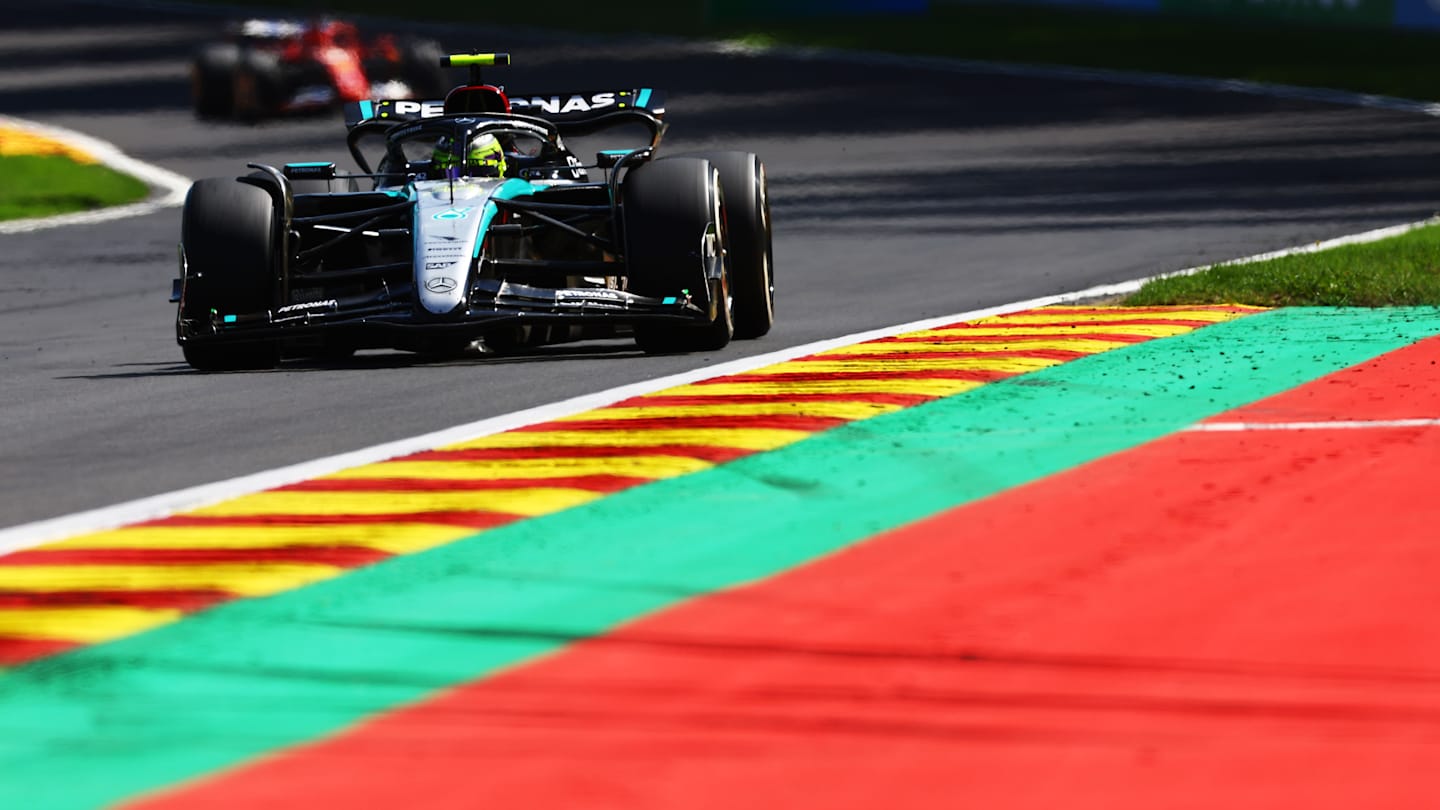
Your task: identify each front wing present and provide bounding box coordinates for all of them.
[176,279,707,346]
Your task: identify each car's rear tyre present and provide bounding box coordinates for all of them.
[623,157,732,354]
[179,178,281,371]
[671,151,773,339]
[231,48,284,121]
[192,43,239,119]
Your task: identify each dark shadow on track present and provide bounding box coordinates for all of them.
[57,342,657,380]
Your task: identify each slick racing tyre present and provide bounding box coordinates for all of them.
[230,47,285,121]
[623,157,733,354]
[179,178,281,371]
[671,151,773,339]
[191,43,239,119]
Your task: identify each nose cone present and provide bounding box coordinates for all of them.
[413,182,493,315]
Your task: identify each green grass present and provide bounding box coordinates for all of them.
[1123,223,1440,306]
[0,154,149,221]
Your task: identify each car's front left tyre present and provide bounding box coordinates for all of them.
[670,150,773,339]
[623,157,733,354]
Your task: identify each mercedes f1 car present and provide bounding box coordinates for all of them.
[190,17,448,120]
[173,53,774,370]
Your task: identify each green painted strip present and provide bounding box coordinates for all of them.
[2,307,1437,808]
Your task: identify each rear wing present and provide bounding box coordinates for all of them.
[344,98,445,126]
[343,88,666,129]
[511,88,664,118]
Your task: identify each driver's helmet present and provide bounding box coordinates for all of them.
[431,133,506,178]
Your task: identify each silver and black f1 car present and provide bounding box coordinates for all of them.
[172,53,774,371]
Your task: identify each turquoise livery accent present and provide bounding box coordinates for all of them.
[432,207,474,221]
[358,100,374,121]
[474,179,536,258]
[636,88,652,108]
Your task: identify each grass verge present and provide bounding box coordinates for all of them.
[0,154,149,222]
[1124,223,1440,306]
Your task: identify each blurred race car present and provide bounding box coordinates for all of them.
[190,17,448,120]
[171,53,775,370]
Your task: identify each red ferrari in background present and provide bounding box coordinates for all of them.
[190,17,448,120]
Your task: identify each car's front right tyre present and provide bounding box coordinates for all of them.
[178,178,281,371]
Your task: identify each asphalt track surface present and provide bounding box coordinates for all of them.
[5,1,1440,529]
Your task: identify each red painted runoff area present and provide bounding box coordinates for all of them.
[132,336,1440,810]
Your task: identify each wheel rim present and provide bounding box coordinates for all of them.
[709,168,734,333]
[757,161,774,317]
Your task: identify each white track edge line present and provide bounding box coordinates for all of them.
[3,210,1426,553]
[0,296,1047,553]
[0,115,191,235]
[2,26,1438,550]
[1187,419,1440,432]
